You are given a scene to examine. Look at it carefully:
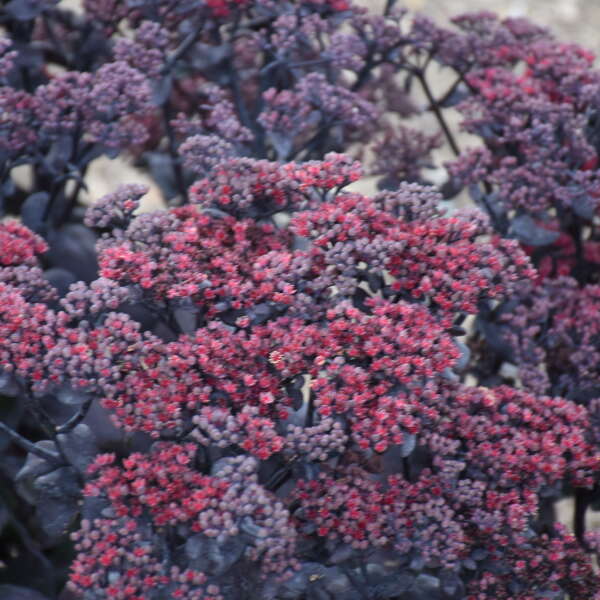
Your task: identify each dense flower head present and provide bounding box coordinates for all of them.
[70,516,223,600]
[71,447,297,597]
[191,405,284,460]
[466,524,598,600]
[290,188,533,320]
[178,135,235,176]
[0,277,156,394]
[284,416,348,462]
[96,205,292,313]
[113,20,170,79]
[0,220,48,266]
[293,468,467,566]
[500,278,600,401]
[248,302,453,453]
[277,300,458,451]
[0,283,65,384]
[259,73,378,158]
[0,88,41,156]
[69,443,233,599]
[0,265,57,303]
[85,184,149,230]
[101,321,289,435]
[422,383,598,491]
[189,153,362,218]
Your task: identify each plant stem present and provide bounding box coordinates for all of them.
[0,421,62,464]
[414,69,460,156]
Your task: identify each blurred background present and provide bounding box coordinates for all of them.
[405,0,600,54]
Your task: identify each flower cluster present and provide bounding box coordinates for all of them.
[2,2,600,599]
[289,187,533,319]
[96,206,291,311]
[69,448,296,598]
[0,220,48,266]
[191,405,284,460]
[189,153,362,218]
[500,278,600,402]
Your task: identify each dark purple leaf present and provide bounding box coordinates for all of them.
[4,0,46,20]
[46,224,98,283]
[56,423,98,475]
[21,192,49,234]
[510,215,560,246]
[151,74,173,107]
[0,585,51,600]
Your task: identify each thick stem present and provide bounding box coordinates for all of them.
[575,487,593,543]
[56,396,93,434]
[0,421,62,464]
[162,103,189,204]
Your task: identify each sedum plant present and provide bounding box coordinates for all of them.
[1,1,600,599]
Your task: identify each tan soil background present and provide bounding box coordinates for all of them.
[62,0,600,538]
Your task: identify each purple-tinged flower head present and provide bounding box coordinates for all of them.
[72,446,296,595]
[421,382,599,491]
[0,88,40,157]
[178,135,235,175]
[446,38,600,219]
[0,276,154,393]
[171,84,253,145]
[189,153,361,218]
[0,282,67,385]
[501,278,600,401]
[101,320,295,435]
[69,516,223,600]
[113,21,171,79]
[97,205,291,313]
[86,61,152,149]
[290,190,533,320]
[501,16,549,43]
[34,71,92,139]
[191,405,284,460]
[70,443,228,599]
[259,73,378,156]
[284,417,348,462]
[0,38,17,80]
[37,308,152,395]
[204,454,297,574]
[268,13,334,56]
[293,468,467,566]
[59,278,130,319]
[83,0,250,34]
[323,31,367,71]
[85,183,149,229]
[437,11,536,70]
[263,300,457,452]
[31,62,151,151]
[0,266,57,303]
[467,523,598,599]
[523,39,598,101]
[372,182,444,221]
[370,123,442,183]
[292,468,392,551]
